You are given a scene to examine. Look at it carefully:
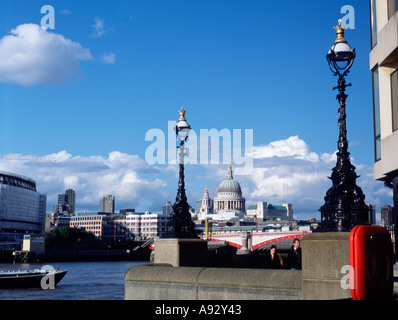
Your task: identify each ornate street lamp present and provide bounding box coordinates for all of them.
[319,20,369,232]
[168,106,197,238]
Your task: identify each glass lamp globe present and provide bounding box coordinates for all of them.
[327,20,356,75]
[175,106,191,142]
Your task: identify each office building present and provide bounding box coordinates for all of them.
[369,204,377,225]
[65,189,76,214]
[123,212,168,239]
[369,0,398,222]
[100,195,115,214]
[70,214,126,240]
[53,188,76,215]
[246,202,293,221]
[0,171,47,233]
[381,205,395,227]
[162,201,173,218]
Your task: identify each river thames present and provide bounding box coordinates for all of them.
[0,260,147,300]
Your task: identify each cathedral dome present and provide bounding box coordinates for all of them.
[217,164,242,195]
[218,179,242,194]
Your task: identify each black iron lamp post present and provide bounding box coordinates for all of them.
[168,106,197,238]
[319,20,369,232]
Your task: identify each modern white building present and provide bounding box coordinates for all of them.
[123,212,168,239]
[0,171,47,233]
[369,0,398,217]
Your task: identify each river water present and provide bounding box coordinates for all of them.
[0,260,147,300]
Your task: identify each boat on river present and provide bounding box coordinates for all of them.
[0,268,67,289]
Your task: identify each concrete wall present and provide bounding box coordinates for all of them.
[124,264,302,300]
[302,232,351,300]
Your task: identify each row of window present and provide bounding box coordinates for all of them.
[371,0,398,48]
[372,68,398,162]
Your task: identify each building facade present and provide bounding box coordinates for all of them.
[53,188,76,215]
[246,202,293,221]
[123,212,168,239]
[162,201,173,218]
[381,204,395,227]
[70,214,127,240]
[100,195,115,214]
[70,211,169,240]
[370,0,398,224]
[0,171,47,233]
[65,189,76,214]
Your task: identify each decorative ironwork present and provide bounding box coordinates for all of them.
[167,108,197,238]
[319,21,369,232]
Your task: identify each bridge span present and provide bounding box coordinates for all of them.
[206,231,311,251]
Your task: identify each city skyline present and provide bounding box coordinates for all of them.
[0,1,393,219]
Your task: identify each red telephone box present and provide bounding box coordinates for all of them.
[349,225,394,300]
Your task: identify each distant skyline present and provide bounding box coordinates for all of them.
[0,1,393,220]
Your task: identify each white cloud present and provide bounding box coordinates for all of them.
[199,136,393,220]
[0,23,92,86]
[248,135,320,162]
[100,52,116,64]
[0,137,392,220]
[92,17,106,38]
[0,151,169,213]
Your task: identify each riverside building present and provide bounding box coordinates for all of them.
[70,211,169,240]
[70,214,127,240]
[370,0,398,222]
[0,171,47,233]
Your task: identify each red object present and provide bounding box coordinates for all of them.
[349,225,394,300]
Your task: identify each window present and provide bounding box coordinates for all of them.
[388,0,398,19]
[391,69,398,132]
[373,68,381,161]
[370,0,378,48]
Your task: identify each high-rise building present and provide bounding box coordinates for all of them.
[162,201,173,218]
[381,205,395,227]
[100,195,115,213]
[65,189,76,214]
[369,0,398,227]
[368,204,376,225]
[54,189,76,215]
[0,171,47,233]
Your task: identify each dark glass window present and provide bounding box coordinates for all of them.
[388,0,398,19]
[391,69,398,132]
[371,0,378,48]
[373,68,381,161]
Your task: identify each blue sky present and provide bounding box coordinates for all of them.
[0,0,392,219]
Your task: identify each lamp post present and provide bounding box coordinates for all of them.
[319,20,369,232]
[168,106,197,238]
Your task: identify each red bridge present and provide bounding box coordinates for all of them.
[206,231,310,251]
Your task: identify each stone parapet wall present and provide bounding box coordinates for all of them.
[124,264,302,300]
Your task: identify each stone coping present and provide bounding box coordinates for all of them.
[124,264,302,289]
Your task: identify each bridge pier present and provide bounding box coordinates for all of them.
[236,231,252,255]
